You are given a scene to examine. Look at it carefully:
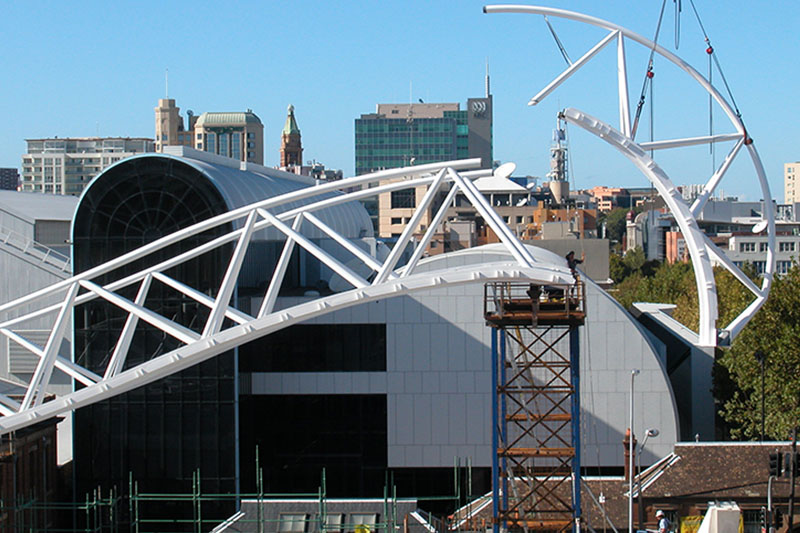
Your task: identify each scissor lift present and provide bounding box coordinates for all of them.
[484,281,586,532]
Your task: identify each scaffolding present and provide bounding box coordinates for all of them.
[484,281,585,532]
[0,455,478,533]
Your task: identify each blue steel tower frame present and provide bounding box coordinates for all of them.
[485,281,585,532]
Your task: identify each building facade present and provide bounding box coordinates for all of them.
[193,111,264,164]
[21,138,154,195]
[155,98,265,165]
[155,98,196,152]
[785,162,800,204]
[355,98,492,175]
[358,96,493,237]
[0,168,19,191]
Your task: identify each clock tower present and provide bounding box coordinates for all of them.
[280,105,303,168]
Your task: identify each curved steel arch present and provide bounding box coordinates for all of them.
[0,160,574,435]
[485,4,775,346]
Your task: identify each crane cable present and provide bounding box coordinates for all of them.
[631,0,668,141]
[685,0,747,145]
[543,15,572,66]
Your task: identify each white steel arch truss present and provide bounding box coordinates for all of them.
[0,159,575,435]
[485,4,775,347]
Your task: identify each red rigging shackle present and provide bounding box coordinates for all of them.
[706,46,714,54]
[646,70,654,79]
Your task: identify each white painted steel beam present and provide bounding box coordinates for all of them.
[528,30,619,106]
[401,183,462,277]
[105,274,153,379]
[690,138,745,218]
[257,209,369,289]
[79,280,200,345]
[203,210,258,337]
[374,169,447,284]
[639,133,742,151]
[0,262,573,434]
[151,272,253,325]
[562,108,719,346]
[22,282,79,410]
[616,33,631,137]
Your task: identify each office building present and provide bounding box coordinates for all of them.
[155,98,264,165]
[0,168,19,191]
[356,95,492,237]
[20,138,154,195]
[355,97,492,175]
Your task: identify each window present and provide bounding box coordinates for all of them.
[231,132,241,159]
[349,514,378,532]
[279,514,308,533]
[218,133,229,157]
[779,241,795,252]
[516,216,524,224]
[391,217,402,224]
[319,514,344,533]
[391,189,415,209]
[739,242,755,253]
[759,242,768,252]
[777,260,791,275]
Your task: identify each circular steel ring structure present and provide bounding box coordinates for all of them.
[485,4,775,347]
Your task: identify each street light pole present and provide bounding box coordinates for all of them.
[637,428,660,531]
[629,369,639,533]
[755,351,766,441]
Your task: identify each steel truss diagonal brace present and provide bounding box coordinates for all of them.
[21,282,79,410]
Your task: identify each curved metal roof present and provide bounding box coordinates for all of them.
[194,111,262,126]
[78,151,373,241]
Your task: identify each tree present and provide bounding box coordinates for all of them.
[609,255,797,440]
[716,264,800,440]
[602,207,630,246]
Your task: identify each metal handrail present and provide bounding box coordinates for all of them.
[0,226,70,272]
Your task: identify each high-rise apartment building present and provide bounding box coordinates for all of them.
[155,98,264,165]
[0,168,20,191]
[785,162,800,204]
[20,138,154,195]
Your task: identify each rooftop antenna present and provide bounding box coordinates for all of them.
[165,68,169,98]
[486,58,491,98]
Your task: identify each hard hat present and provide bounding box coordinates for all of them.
[656,510,665,517]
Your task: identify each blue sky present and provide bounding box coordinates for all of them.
[1,1,797,202]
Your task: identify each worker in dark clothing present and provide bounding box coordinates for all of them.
[565,250,584,279]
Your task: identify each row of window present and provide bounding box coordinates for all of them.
[732,260,788,275]
[278,512,379,533]
[739,241,797,253]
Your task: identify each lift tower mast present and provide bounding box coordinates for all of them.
[484,281,586,532]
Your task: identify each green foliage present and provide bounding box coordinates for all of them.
[609,246,659,284]
[602,207,630,245]
[716,264,800,440]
